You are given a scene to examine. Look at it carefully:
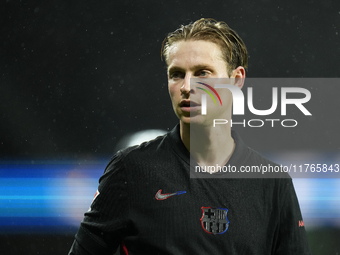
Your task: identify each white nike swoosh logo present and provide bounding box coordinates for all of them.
[155,189,186,200]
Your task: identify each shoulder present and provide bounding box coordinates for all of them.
[118,132,170,161]
[102,132,171,176]
[245,146,280,166]
[231,130,290,179]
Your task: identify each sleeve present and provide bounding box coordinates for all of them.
[273,178,311,255]
[68,152,135,255]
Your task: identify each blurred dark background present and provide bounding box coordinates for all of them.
[1,0,340,254]
[1,0,340,159]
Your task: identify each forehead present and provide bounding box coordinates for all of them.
[167,40,226,70]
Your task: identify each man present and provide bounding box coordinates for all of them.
[69,18,311,254]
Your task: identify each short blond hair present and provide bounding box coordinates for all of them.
[161,18,248,75]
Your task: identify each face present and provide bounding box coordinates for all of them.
[167,40,235,126]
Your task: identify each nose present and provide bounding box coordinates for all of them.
[180,73,192,95]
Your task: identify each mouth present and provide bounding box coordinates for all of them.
[179,100,201,113]
[180,100,200,107]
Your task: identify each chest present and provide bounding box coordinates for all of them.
[128,177,278,254]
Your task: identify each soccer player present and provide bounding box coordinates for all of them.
[68,18,311,254]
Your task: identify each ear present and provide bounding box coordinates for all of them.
[231,66,246,89]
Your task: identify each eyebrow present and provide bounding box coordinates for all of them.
[168,65,214,74]
[167,66,183,74]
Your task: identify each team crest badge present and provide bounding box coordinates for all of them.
[200,206,229,235]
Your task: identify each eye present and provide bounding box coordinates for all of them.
[170,71,184,79]
[200,71,208,76]
[196,70,210,77]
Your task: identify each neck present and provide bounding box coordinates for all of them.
[180,121,235,171]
